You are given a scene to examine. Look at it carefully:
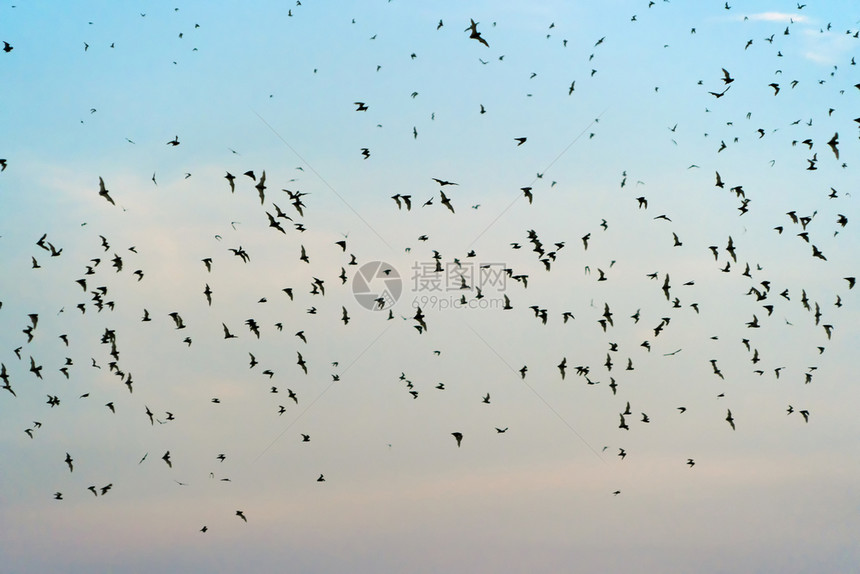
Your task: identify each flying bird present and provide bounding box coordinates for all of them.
[440,191,455,213]
[452,432,463,447]
[98,177,115,205]
[827,133,839,159]
[466,19,489,47]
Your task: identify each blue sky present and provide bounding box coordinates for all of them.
[1,1,859,572]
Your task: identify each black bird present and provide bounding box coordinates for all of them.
[709,86,730,98]
[229,246,250,262]
[521,187,533,204]
[392,194,412,210]
[466,19,489,47]
[414,307,428,331]
[98,177,115,205]
[168,312,186,329]
[439,191,455,213]
[827,133,839,159]
[726,236,737,262]
[29,356,43,379]
[452,432,463,447]
[222,323,237,339]
[254,170,267,203]
[266,212,286,234]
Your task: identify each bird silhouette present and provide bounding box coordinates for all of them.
[466,19,489,47]
[98,177,115,205]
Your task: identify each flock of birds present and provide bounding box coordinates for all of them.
[1,1,858,540]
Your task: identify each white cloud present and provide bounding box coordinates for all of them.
[801,29,854,65]
[743,12,808,23]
